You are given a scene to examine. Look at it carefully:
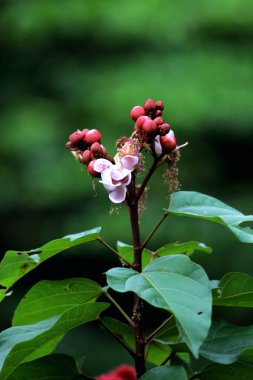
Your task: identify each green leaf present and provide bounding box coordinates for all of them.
[117,241,152,267]
[4,354,79,380]
[213,272,253,307]
[0,227,101,303]
[13,278,103,325]
[166,191,253,243]
[200,320,253,364]
[199,362,253,380]
[156,241,212,257]
[0,302,108,380]
[139,366,187,380]
[106,255,212,358]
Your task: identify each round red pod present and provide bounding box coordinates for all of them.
[101,146,107,157]
[87,160,100,177]
[82,150,92,164]
[160,130,177,152]
[85,129,102,145]
[90,142,103,157]
[130,106,145,121]
[144,98,156,113]
[154,117,164,125]
[142,118,158,135]
[69,131,83,145]
[159,123,171,135]
[135,115,149,130]
[155,109,163,117]
[65,141,72,149]
[156,100,164,110]
[81,128,89,138]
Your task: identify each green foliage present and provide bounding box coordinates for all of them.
[0,228,101,303]
[0,303,108,380]
[139,366,187,380]
[13,278,103,325]
[106,255,212,357]
[156,241,212,257]
[213,272,253,307]
[166,191,253,243]
[117,241,152,268]
[3,354,79,380]
[200,320,253,364]
[199,362,253,380]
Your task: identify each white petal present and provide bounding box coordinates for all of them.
[101,168,113,184]
[109,186,127,203]
[154,135,163,156]
[111,166,131,181]
[121,155,139,171]
[94,158,112,173]
[100,181,118,192]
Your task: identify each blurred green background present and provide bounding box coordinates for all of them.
[1,0,253,375]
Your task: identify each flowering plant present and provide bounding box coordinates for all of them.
[1,99,253,379]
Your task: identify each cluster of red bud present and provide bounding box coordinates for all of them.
[66,128,112,177]
[130,98,177,153]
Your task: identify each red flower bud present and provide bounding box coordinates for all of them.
[69,131,83,145]
[156,100,164,110]
[81,150,92,164]
[134,115,149,130]
[90,142,104,157]
[159,123,171,135]
[81,128,89,138]
[155,109,163,117]
[130,106,145,121]
[101,146,107,157]
[154,117,164,125]
[160,130,177,152]
[87,160,100,177]
[142,118,158,135]
[85,129,102,144]
[65,141,72,149]
[96,365,136,380]
[144,98,156,113]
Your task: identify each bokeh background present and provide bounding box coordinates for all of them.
[0,0,253,375]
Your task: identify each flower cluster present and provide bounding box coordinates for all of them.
[130,98,177,154]
[96,365,136,380]
[66,99,180,204]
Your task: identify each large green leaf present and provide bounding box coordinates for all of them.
[106,255,212,357]
[5,354,79,380]
[117,241,152,267]
[139,366,187,380]
[200,320,253,364]
[0,302,108,380]
[166,191,253,243]
[156,241,212,257]
[13,278,103,325]
[199,362,253,380]
[213,272,253,307]
[0,227,101,302]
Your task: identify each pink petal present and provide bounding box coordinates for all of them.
[94,158,112,173]
[121,155,139,171]
[109,186,127,203]
[154,135,162,156]
[111,166,131,181]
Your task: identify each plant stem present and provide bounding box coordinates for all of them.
[141,212,169,250]
[128,175,146,378]
[145,315,173,343]
[103,289,134,327]
[98,238,133,267]
[99,319,135,358]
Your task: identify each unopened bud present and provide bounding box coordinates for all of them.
[142,119,158,135]
[82,150,92,164]
[130,106,145,121]
[90,142,104,157]
[160,130,177,152]
[85,129,102,145]
[159,123,171,135]
[69,131,83,146]
[155,109,163,117]
[144,98,156,113]
[154,117,164,125]
[87,160,100,177]
[134,115,149,130]
[66,141,72,149]
[156,100,164,110]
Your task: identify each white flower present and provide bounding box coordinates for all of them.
[94,155,139,203]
